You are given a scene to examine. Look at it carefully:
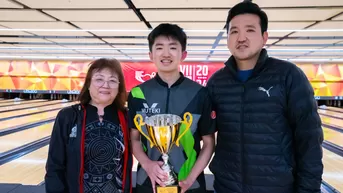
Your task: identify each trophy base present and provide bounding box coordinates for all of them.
[156,185,179,193]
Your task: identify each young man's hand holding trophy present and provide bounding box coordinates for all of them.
[134,112,193,193]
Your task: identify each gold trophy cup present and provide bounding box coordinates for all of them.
[134,112,193,193]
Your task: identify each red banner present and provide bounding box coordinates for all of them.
[1,60,343,97]
[121,62,224,89]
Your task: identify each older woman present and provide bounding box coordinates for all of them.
[45,58,132,193]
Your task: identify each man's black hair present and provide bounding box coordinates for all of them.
[147,23,187,52]
[226,1,268,34]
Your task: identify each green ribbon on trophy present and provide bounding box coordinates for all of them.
[134,112,193,193]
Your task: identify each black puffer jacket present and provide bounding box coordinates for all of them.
[207,49,323,193]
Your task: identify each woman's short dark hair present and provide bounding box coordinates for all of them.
[78,58,127,111]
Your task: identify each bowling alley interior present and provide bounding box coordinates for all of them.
[0,0,343,193]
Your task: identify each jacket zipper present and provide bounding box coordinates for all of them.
[166,88,170,113]
[79,107,87,193]
[241,84,245,192]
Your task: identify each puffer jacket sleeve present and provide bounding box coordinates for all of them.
[206,70,219,132]
[45,108,69,193]
[286,65,324,193]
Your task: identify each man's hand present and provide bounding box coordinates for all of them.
[178,134,214,193]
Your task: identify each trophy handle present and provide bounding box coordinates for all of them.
[175,112,193,146]
[134,114,155,148]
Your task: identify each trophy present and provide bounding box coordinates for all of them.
[134,112,193,193]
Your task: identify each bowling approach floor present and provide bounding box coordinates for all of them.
[0,100,342,193]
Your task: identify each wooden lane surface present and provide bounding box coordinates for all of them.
[0,110,59,131]
[0,146,49,185]
[322,148,343,192]
[321,106,343,113]
[0,99,20,104]
[0,145,341,188]
[0,122,54,154]
[0,106,340,187]
[0,99,28,104]
[0,100,57,112]
[320,115,343,130]
[0,99,13,103]
[318,109,343,119]
[0,102,76,132]
[323,127,343,147]
[0,102,68,121]
[0,99,46,107]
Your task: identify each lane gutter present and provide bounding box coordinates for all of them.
[0,107,62,122]
[0,118,55,137]
[0,136,50,166]
[0,101,66,113]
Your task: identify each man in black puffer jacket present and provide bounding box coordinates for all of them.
[206,2,324,193]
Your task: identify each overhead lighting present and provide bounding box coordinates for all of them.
[1,28,343,32]
[0,29,153,32]
[0,55,341,62]
[0,55,128,60]
[112,47,149,50]
[0,29,225,32]
[0,46,148,50]
[287,58,343,62]
[1,47,343,54]
[268,48,343,52]
[269,29,343,32]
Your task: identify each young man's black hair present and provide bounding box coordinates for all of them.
[147,23,187,52]
[226,1,268,34]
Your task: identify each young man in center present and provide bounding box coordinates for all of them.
[128,23,216,193]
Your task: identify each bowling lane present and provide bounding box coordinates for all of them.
[318,109,343,119]
[0,100,58,112]
[0,99,46,107]
[0,145,342,189]
[0,122,54,153]
[323,127,343,147]
[0,102,69,121]
[0,102,74,131]
[0,146,49,185]
[0,99,26,103]
[322,148,343,192]
[320,106,343,113]
[320,115,343,130]
[0,99,17,104]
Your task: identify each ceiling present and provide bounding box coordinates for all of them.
[0,0,343,62]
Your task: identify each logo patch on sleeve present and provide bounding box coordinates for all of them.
[211,111,216,119]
